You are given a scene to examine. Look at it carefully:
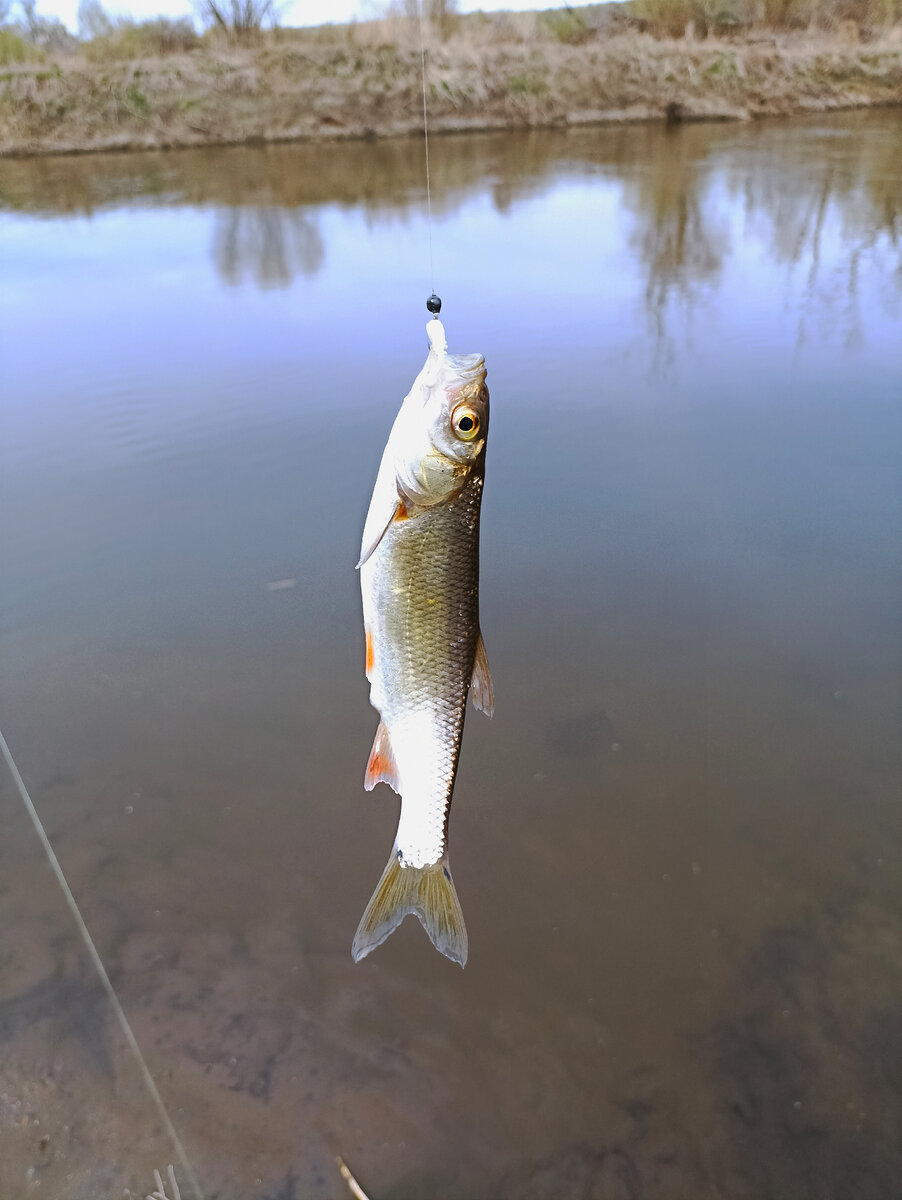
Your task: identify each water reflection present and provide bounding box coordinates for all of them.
[212,206,324,286]
[614,121,902,353]
[620,127,729,356]
[2,117,900,328]
[728,129,902,350]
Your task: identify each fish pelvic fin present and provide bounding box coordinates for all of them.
[470,633,494,717]
[351,850,468,967]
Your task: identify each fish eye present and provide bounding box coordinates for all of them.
[452,405,481,442]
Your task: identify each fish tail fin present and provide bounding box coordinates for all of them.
[351,850,468,967]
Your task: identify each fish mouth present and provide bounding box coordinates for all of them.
[445,352,486,382]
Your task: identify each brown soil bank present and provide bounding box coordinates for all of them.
[1,29,901,157]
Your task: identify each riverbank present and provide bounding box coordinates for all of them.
[1,25,901,158]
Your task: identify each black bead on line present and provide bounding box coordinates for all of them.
[426,293,442,315]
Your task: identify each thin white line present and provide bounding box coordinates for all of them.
[337,1156,372,1200]
[0,726,204,1200]
[418,0,435,296]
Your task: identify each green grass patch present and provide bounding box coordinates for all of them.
[125,82,149,114]
[508,72,547,95]
[705,54,739,76]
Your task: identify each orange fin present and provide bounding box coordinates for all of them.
[364,628,375,679]
[470,634,494,717]
[365,721,400,793]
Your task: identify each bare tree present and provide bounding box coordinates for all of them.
[399,0,457,17]
[19,0,37,35]
[400,0,458,37]
[78,0,113,38]
[199,0,277,37]
[18,0,75,47]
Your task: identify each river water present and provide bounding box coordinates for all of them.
[1,112,901,1200]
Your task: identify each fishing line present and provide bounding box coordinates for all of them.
[418,0,441,316]
[0,726,205,1200]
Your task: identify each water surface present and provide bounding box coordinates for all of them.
[1,113,901,1199]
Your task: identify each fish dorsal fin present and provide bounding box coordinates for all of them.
[365,721,400,793]
[470,634,494,717]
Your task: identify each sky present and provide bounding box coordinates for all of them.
[31,0,569,36]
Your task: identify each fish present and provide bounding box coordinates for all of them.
[352,316,493,968]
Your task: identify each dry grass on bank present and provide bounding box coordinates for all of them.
[634,0,902,36]
[0,7,900,157]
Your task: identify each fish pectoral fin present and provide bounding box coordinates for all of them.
[351,851,468,967]
[470,633,494,717]
[364,721,400,793]
[356,498,401,569]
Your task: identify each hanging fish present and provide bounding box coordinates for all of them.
[352,317,493,968]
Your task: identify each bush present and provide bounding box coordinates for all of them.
[0,27,39,61]
[539,8,594,43]
[758,0,815,27]
[811,0,902,29]
[82,16,199,58]
[632,0,759,34]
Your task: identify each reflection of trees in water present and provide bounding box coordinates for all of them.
[732,132,902,351]
[742,167,869,349]
[619,119,901,356]
[621,128,728,358]
[0,135,543,220]
[3,115,899,320]
[212,206,324,287]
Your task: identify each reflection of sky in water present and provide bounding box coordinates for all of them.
[1,128,898,675]
[1,151,899,477]
[0,119,899,658]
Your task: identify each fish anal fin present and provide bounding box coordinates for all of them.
[364,721,400,793]
[470,634,494,717]
[351,852,467,967]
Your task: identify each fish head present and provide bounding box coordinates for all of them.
[394,319,489,506]
[427,357,489,467]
